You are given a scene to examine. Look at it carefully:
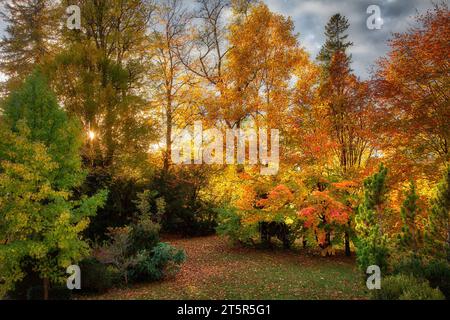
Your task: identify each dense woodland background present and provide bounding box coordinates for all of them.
[0,0,448,300]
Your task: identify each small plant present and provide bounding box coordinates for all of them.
[130,243,186,282]
[96,227,139,285]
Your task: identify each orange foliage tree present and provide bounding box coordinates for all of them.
[298,181,359,256]
[374,4,450,184]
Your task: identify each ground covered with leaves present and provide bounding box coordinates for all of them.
[84,236,368,300]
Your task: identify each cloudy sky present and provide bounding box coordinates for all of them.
[263,0,443,79]
[0,0,445,80]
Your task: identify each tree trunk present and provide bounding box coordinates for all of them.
[345,231,351,256]
[447,227,450,262]
[260,223,270,247]
[43,277,49,300]
[164,99,173,173]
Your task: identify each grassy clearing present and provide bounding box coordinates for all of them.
[83,236,369,300]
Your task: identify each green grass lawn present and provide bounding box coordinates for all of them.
[84,236,369,300]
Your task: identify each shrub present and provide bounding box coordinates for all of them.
[392,255,425,277]
[393,256,450,299]
[129,243,186,282]
[216,207,258,246]
[95,227,140,285]
[371,274,444,300]
[128,219,161,256]
[399,286,445,300]
[423,260,450,299]
[78,258,119,293]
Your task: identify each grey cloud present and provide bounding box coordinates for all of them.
[265,0,443,79]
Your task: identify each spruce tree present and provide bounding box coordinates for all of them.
[317,13,353,68]
[426,166,450,261]
[355,164,390,272]
[0,0,59,91]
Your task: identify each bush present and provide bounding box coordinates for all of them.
[128,219,161,256]
[371,274,444,300]
[423,260,450,299]
[82,170,144,242]
[78,258,119,293]
[150,170,217,236]
[216,207,258,246]
[393,255,425,277]
[393,256,450,299]
[399,286,445,300]
[96,227,140,285]
[129,243,186,282]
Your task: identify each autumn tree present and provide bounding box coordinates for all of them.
[149,0,197,173]
[290,14,374,256]
[298,182,354,256]
[320,51,374,177]
[178,0,260,129]
[0,73,106,299]
[178,0,231,88]
[288,52,333,182]
[225,3,302,129]
[50,0,156,170]
[0,0,60,92]
[374,4,449,183]
[41,1,158,236]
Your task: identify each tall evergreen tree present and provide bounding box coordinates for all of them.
[426,166,450,261]
[0,0,59,91]
[317,13,353,67]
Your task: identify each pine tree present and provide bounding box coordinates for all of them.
[317,13,353,67]
[355,164,390,272]
[426,166,450,261]
[398,181,423,252]
[0,72,107,299]
[0,0,59,91]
